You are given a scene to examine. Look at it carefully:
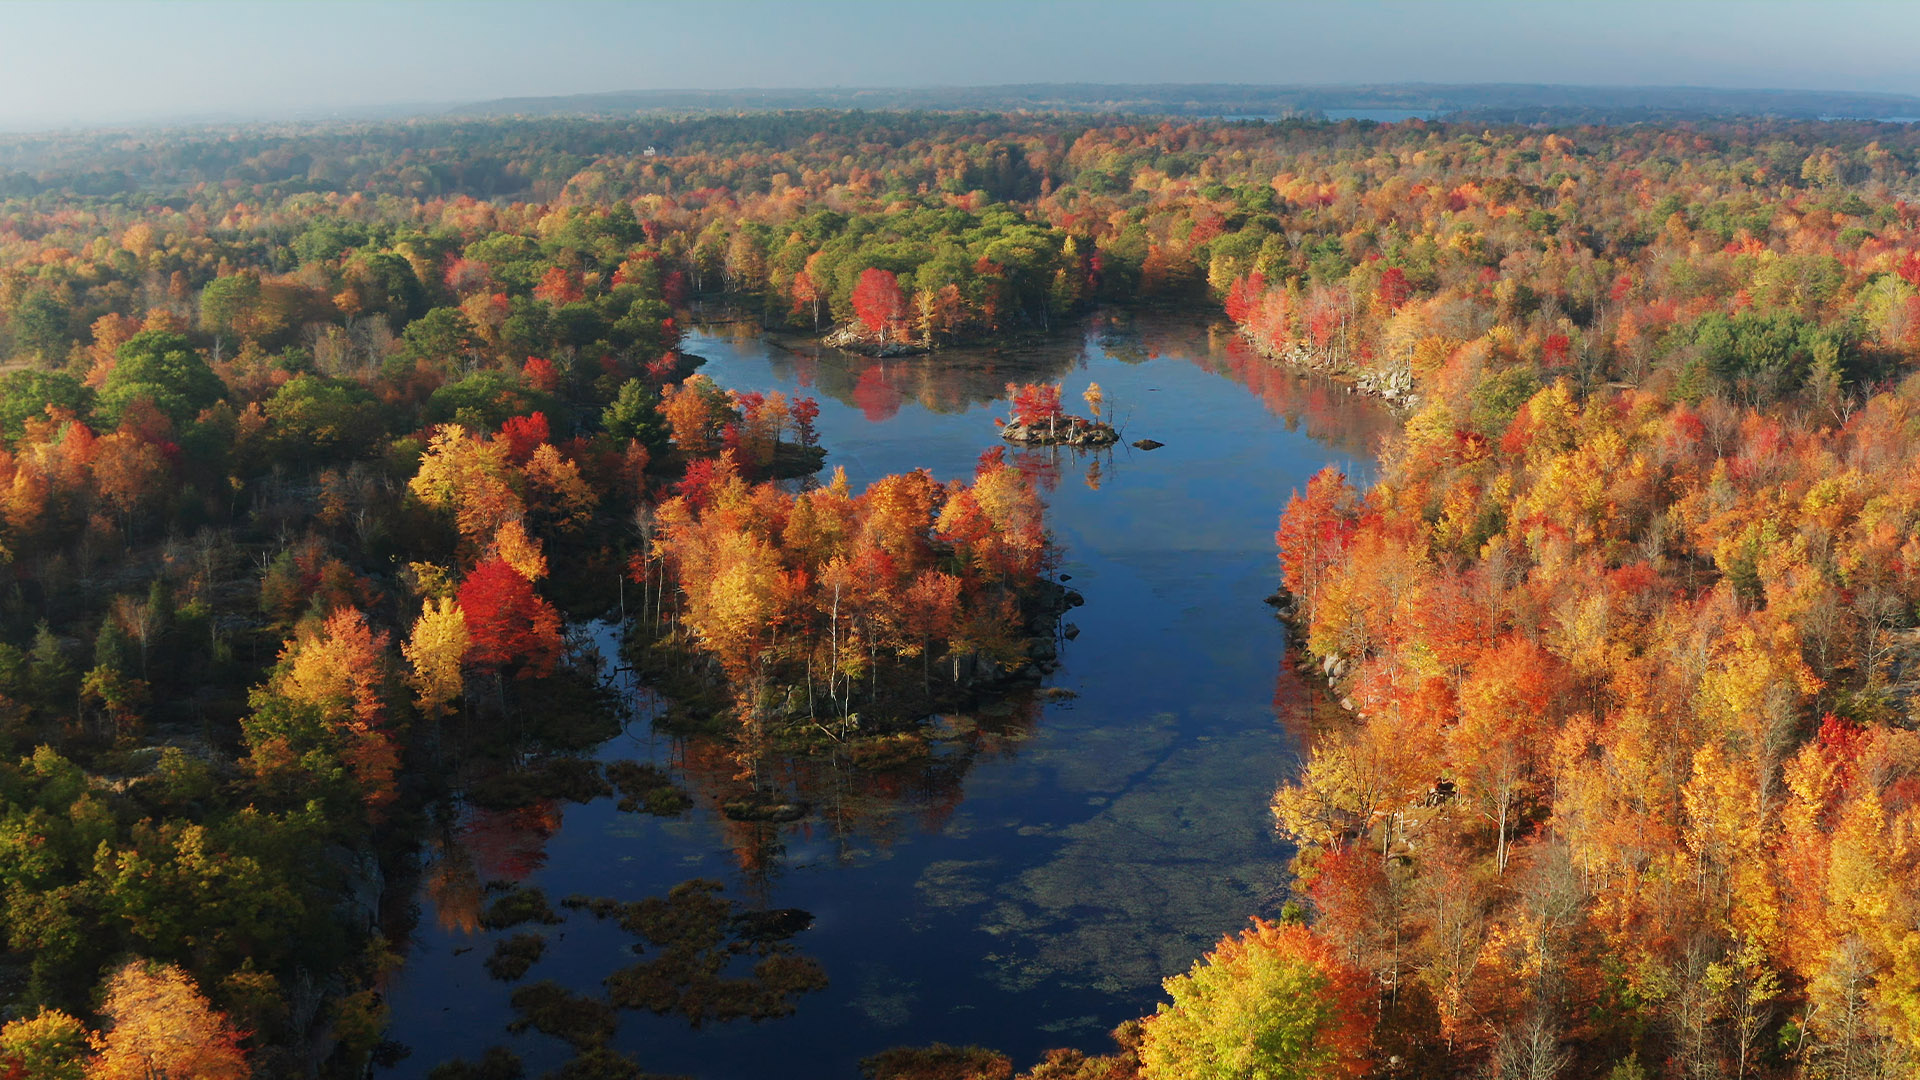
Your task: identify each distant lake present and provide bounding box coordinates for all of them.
[1217,109,1442,124]
[1322,108,1442,123]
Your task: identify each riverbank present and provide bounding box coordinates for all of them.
[375,311,1396,1080]
[1237,330,1420,410]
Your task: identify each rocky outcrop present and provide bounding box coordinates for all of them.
[822,324,926,357]
[1238,330,1421,409]
[1000,415,1120,447]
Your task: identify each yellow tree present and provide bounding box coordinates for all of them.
[408,424,522,547]
[88,959,248,1080]
[1,1008,89,1080]
[270,608,400,809]
[1082,381,1105,421]
[403,597,469,719]
[491,519,549,583]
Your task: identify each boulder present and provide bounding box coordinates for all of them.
[1132,438,1164,450]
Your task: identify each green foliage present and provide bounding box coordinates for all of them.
[1140,923,1367,1080]
[484,932,548,981]
[199,273,261,339]
[1690,309,1847,402]
[0,371,90,441]
[1605,1053,1650,1080]
[601,378,667,452]
[98,331,226,426]
[9,289,71,365]
[425,370,559,431]
[507,980,618,1049]
[481,886,564,930]
[397,306,479,370]
[263,375,387,464]
[1470,366,1542,434]
[0,1007,88,1080]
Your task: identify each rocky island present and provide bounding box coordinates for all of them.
[999,380,1120,446]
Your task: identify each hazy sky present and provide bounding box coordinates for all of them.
[3,0,1919,130]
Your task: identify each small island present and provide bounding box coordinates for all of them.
[999,381,1120,446]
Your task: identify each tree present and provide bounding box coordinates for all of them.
[409,424,523,546]
[659,374,736,457]
[1275,468,1359,603]
[457,558,562,679]
[0,1008,88,1080]
[198,272,262,345]
[1006,383,1062,427]
[97,332,225,427]
[403,596,468,718]
[603,378,668,453]
[497,411,550,464]
[852,268,907,339]
[1140,920,1373,1080]
[0,372,90,442]
[88,959,248,1080]
[261,608,400,808]
[262,376,385,465]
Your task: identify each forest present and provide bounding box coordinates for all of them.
[0,105,1916,1079]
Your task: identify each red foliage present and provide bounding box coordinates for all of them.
[1375,266,1411,310]
[458,557,563,678]
[1817,713,1866,782]
[1275,468,1360,596]
[498,411,550,464]
[1006,382,1062,426]
[662,270,689,306]
[1224,272,1266,323]
[1897,250,1920,287]
[852,366,904,422]
[676,453,738,511]
[522,356,559,394]
[646,351,682,383]
[444,256,492,295]
[532,266,584,305]
[790,396,821,447]
[851,267,906,336]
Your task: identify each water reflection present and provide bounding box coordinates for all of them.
[661,703,1040,902]
[379,310,1396,1080]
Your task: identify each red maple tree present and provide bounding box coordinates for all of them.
[851,267,906,337]
[458,557,563,678]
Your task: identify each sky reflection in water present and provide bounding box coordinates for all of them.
[379,310,1395,1079]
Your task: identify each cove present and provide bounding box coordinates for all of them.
[376,310,1396,1079]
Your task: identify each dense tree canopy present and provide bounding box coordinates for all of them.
[0,104,1918,1079]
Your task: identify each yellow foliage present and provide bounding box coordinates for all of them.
[491,519,548,582]
[403,597,468,720]
[88,959,248,1080]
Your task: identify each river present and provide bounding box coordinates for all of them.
[376,310,1395,1078]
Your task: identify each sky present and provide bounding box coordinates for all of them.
[2,0,1919,130]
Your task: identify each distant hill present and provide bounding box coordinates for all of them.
[448,82,1920,123]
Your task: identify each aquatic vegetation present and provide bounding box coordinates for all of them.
[484,933,548,982]
[481,887,565,931]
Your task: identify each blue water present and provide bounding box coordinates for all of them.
[1322,108,1441,123]
[377,311,1393,1078]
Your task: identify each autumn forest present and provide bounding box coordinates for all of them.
[0,102,1916,1080]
